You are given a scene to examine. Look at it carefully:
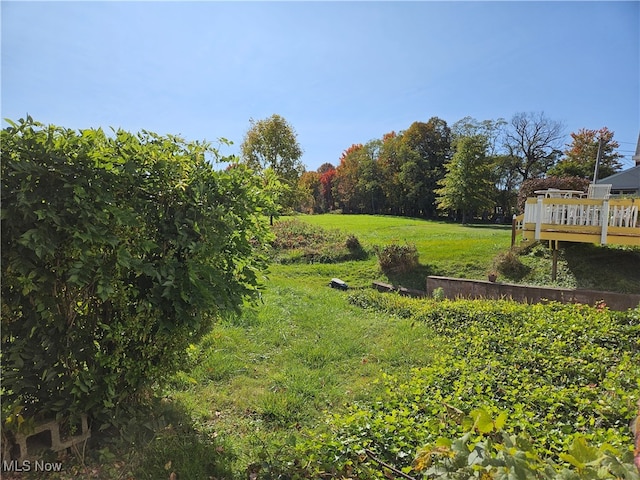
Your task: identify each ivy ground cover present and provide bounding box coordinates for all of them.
[289,292,640,479]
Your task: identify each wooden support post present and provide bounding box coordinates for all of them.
[551,240,559,281]
[600,200,609,245]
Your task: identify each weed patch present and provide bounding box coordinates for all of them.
[270,218,369,263]
[492,248,531,280]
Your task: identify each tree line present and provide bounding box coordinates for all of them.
[240,113,623,223]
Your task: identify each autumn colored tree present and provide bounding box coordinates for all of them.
[549,127,622,180]
[436,135,495,224]
[298,171,322,213]
[318,162,335,175]
[296,163,337,213]
[398,118,452,217]
[319,165,336,212]
[334,144,364,213]
[333,142,384,214]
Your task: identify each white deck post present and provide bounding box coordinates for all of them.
[535,197,543,240]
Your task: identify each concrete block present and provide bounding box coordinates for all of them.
[10,414,90,462]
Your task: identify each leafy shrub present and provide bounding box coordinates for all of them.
[431,287,445,301]
[345,234,362,252]
[493,248,531,280]
[374,242,419,274]
[288,293,640,479]
[1,118,273,427]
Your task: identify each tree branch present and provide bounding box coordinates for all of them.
[364,449,418,480]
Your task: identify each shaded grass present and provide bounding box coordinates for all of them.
[509,242,640,293]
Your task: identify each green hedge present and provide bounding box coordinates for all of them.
[1,118,273,427]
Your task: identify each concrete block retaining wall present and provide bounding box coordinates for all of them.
[426,276,640,311]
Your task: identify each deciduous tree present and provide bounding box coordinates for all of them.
[504,112,564,181]
[549,127,622,180]
[298,170,322,213]
[240,114,304,210]
[399,118,452,217]
[436,135,494,224]
[334,144,363,213]
[319,165,337,212]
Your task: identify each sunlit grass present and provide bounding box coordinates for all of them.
[277,214,512,288]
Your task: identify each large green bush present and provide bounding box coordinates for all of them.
[1,117,274,426]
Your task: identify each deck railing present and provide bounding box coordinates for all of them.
[518,197,640,246]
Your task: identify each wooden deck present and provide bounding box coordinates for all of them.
[516,197,640,247]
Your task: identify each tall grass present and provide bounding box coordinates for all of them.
[153,262,446,478]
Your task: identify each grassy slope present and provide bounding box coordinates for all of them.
[159,265,443,479]
[152,215,636,478]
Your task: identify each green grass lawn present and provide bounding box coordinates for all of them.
[278,214,640,292]
[281,214,513,289]
[298,214,511,269]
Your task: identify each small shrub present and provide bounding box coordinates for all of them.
[493,249,530,280]
[345,235,361,251]
[374,243,419,274]
[432,287,445,301]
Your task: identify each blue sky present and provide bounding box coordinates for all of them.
[2,1,639,171]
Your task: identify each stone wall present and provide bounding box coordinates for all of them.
[426,276,640,311]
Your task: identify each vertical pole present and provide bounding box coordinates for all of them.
[600,200,610,244]
[511,214,517,247]
[535,197,543,240]
[592,137,604,184]
[551,240,558,281]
